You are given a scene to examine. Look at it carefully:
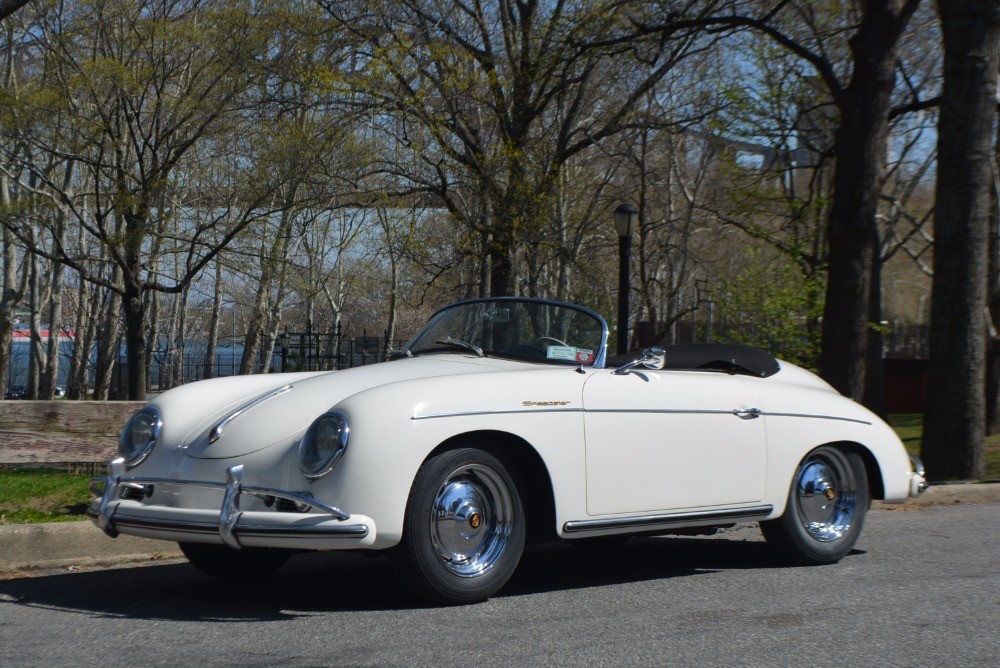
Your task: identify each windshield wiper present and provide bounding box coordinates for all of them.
[434,337,484,357]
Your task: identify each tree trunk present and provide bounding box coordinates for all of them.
[0,174,27,400]
[922,0,1000,480]
[92,268,123,401]
[239,232,272,375]
[162,290,180,391]
[204,261,223,380]
[986,105,1000,435]
[67,274,98,400]
[123,278,147,401]
[819,0,918,401]
[41,218,66,399]
[144,289,159,394]
[26,249,44,399]
[488,226,512,297]
[863,256,886,416]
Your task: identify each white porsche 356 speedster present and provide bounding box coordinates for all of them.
[90,297,926,603]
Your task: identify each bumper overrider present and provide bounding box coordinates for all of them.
[909,454,929,497]
[88,458,375,550]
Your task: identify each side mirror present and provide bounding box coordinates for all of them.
[613,346,667,375]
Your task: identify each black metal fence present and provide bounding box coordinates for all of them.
[11,319,931,396]
[135,331,410,394]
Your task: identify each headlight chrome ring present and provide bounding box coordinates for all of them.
[119,406,162,469]
[299,410,350,480]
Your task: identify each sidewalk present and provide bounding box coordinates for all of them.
[2,483,998,576]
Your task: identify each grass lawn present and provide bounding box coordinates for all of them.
[886,414,1000,481]
[0,467,94,524]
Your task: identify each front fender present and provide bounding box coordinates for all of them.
[319,369,590,548]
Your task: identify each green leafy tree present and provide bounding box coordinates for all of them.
[708,250,823,367]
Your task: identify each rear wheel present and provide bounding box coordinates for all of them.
[761,445,869,564]
[391,447,525,604]
[179,542,291,581]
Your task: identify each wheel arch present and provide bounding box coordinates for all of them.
[822,440,886,501]
[425,430,558,545]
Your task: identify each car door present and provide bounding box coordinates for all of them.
[582,368,766,515]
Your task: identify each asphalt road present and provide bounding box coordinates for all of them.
[1,503,997,667]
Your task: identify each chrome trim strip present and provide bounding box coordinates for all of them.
[762,411,871,426]
[236,524,369,538]
[563,505,774,534]
[105,515,369,539]
[209,384,292,443]
[414,407,870,425]
[110,515,220,534]
[586,408,739,416]
[413,407,735,420]
[413,408,583,420]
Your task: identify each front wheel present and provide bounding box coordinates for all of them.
[179,542,291,581]
[760,445,869,564]
[390,447,525,604]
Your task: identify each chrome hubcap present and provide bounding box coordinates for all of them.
[795,454,857,542]
[430,463,513,577]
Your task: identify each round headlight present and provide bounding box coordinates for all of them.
[299,411,349,479]
[119,406,162,468]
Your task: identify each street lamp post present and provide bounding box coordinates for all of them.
[614,203,639,356]
[279,331,289,373]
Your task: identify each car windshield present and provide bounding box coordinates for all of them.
[404,299,607,367]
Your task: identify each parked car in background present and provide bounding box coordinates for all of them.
[91,297,927,603]
[5,385,26,400]
[3,385,65,399]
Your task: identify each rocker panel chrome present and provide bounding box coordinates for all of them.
[563,505,774,534]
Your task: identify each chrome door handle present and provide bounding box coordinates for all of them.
[733,408,761,420]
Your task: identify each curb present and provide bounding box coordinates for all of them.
[873,481,1000,508]
[0,520,182,575]
[1,483,998,576]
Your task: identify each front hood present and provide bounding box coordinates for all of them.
[170,355,511,459]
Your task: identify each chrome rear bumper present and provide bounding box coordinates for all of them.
[89,458,371,549]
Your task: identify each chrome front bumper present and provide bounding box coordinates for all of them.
[89,458,372,550]
[909,454,929,497]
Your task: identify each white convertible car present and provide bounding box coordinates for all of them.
[90,297,927,603]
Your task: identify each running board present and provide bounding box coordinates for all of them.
[562,505,773,535]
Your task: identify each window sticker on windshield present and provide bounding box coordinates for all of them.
[575,349,594,364]
[546,346,578,361]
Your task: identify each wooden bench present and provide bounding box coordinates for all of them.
[0,401,144,469]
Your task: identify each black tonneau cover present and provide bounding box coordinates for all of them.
[609,343,781,378]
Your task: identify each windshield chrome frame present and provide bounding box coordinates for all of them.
[404,297,609,369]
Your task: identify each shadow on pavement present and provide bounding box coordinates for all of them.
[0,532,829,620]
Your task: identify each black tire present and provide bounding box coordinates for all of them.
[761,445,869,564]
[390,447,526,605]
[179,542,291,581]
